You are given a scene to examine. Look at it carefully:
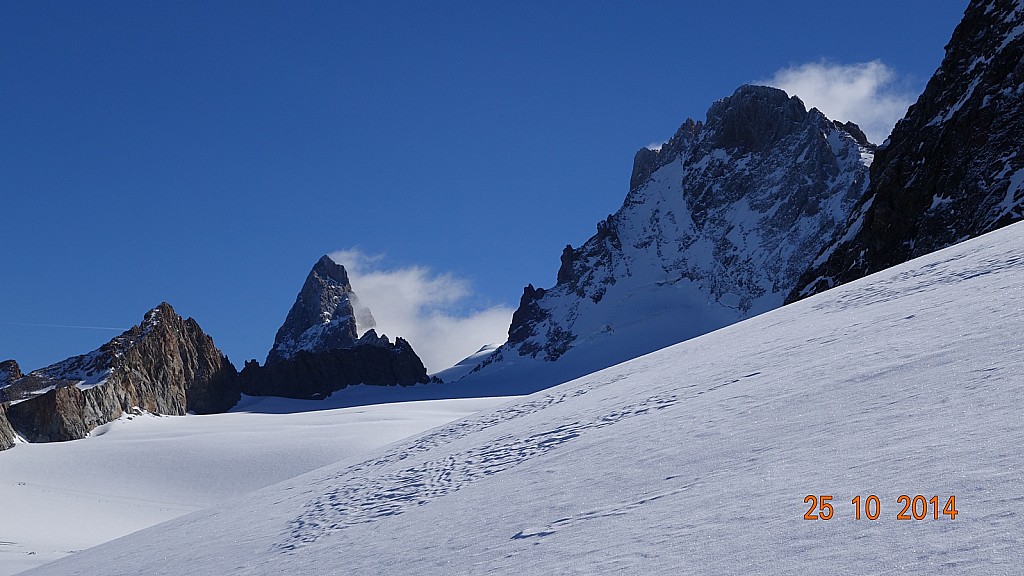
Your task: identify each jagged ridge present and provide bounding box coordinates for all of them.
[241,330,429,399]
[789,0,1024,300]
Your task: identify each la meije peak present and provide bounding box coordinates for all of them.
[464,85,873,388]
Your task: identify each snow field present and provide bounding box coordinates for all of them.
[0,395,511,575]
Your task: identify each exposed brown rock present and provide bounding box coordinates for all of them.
[3,303,240,445]
[0,403,15,450]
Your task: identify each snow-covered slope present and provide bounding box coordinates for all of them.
[23,219,1024,575]
[0,394,510,576]
[458,85,871,390]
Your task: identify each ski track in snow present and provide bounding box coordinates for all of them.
[280,364,771,550]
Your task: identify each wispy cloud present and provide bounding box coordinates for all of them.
[761,60,917,145]
[328,249,513,373]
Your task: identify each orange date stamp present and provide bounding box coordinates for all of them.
[803,495,958,521]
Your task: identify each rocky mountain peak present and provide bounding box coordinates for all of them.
[143,301,172,327]
[833,120,873,148]
[489,83,873,377]
[705,85,809,152]
[267,255,376,364]
[0,359,22,387]
[2,303,240,445]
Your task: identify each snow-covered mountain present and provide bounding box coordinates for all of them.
[239,255,431,399]
[791,0,1024,299]
[463,85,872,388]
[22,218,1024,576]
[0,303,240,446]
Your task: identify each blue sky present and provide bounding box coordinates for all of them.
[1,2,967,373]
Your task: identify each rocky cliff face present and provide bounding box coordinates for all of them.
[266,255,375,365]
[240,256,430,399]
[790,0,1024,300]
[2,303,240,444]
[0,403,15,450]
[488,85,872,371]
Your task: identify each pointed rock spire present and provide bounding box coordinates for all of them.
[266,255,376,364]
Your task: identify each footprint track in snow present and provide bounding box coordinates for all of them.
[303,375,625,489]
[277,390,677,552]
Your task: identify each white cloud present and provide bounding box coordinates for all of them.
[328,249,513,373]
[761,60,917,145]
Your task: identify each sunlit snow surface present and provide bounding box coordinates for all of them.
[14,221,1024,575]
[0,395,510,575]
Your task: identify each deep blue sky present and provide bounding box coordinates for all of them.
[2,2,967,372]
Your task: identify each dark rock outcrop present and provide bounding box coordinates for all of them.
[240,331,429,399]
[266,255,375,365]
[3,303,240,444]
[0,360,23,405]
[629,118,703,191]
[789,0,1024,301]
[507,284,549,354]
[0,359,23,386]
